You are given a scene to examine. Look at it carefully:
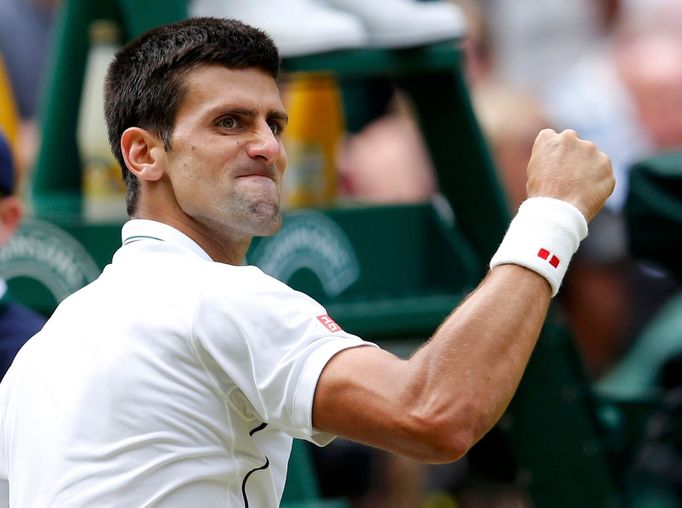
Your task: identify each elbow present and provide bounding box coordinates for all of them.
[418,427,476,464]
[403,399,483,464]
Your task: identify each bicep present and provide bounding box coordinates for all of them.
[312,346,412,447]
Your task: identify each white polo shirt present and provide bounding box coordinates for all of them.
[0,219,373,507]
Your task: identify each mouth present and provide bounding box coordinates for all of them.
[235,165,279,182]
[237,173,273,180]
[235,172,279,195]
[236,174,279,190]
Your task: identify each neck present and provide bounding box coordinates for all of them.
[132,210,252,265]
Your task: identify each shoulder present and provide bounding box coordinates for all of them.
[200,262,325,318]
[202,263,303,297]
[194,264,328,330]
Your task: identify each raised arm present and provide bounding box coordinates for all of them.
[312,129,615,463]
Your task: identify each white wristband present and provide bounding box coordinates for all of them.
[490,197,588,296]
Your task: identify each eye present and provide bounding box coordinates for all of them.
[268,117,287,137]
[216,116,238,129]
[268,121,284,137]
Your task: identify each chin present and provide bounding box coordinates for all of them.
[264,213,284,236]
[252,222,282,238]
[249,205,282,237]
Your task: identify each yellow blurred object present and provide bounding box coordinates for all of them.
[0,53,20,156]
[282,75,344,208]
[422,492,459,508]
[78,19,126,221]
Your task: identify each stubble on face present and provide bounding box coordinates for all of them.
[229,169,283,237]
[159,66,288,258]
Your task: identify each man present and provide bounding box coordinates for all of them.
[0,17,614,507]
[0,131,45,380]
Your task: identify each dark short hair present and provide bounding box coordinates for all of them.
[104,17,281,215]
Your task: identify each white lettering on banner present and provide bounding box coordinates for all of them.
[248,211,360,298]
[0,219,101,303]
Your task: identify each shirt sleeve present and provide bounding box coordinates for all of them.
[192,266,376,444]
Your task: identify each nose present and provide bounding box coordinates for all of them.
[246,123,282,164]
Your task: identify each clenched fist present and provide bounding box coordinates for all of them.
[525,129,615,222]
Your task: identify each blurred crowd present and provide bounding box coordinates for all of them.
[0,0,58,191]
[331,0,682,380]
[1,0,682,507]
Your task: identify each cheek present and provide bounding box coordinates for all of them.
[167,155,213,203]
[278,146,288,175]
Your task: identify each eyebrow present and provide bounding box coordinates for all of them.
[215,107,289,124]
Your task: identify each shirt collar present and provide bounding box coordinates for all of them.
[121,219,213,262]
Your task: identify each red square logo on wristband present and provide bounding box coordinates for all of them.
[538,248,560,268]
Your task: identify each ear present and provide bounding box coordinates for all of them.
[0,196,22,246]
[120,127,166,182]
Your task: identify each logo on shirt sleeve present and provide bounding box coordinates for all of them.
[317,314,341,333]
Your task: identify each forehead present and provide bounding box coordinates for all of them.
[178,65,284,115]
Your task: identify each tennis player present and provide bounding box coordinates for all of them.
[0,17,613,507]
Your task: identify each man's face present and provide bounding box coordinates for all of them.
[163,65,288,239]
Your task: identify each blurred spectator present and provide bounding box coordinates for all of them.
[542,44,647,211]
[538,0,682,376]
[0,131,46,379]
[0,0,59,177]
[455,0,494,86]
[543,0,682,208]
[615,32,682,152]
[473,82,549,211]
[0,55,20,155]
[0,25,22,199]
[479,0,611,93]
[338,91,436,204]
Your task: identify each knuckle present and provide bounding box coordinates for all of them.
[579,138,596,151]
[536,128,557,143]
